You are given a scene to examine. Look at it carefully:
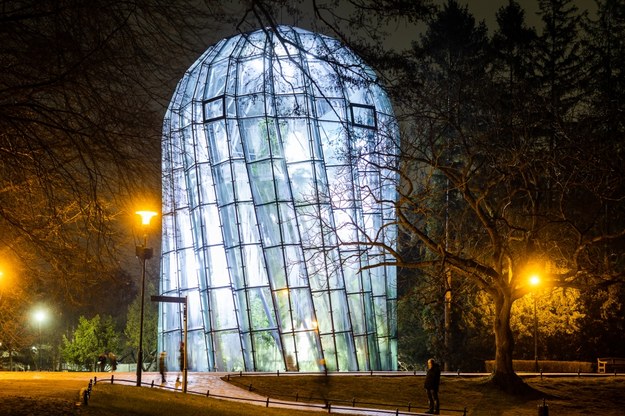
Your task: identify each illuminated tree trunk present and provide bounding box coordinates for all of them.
[491,291,527,392]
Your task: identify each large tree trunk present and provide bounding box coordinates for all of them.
[490,292,534,394]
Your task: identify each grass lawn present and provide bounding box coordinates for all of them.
[86,383,320,416]
[224,374,625,415]
[3,373,623,415]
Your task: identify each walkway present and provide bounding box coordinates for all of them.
[96,371,441,416]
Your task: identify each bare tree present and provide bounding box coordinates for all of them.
[0,0,227,308]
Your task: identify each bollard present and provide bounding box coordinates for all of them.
[227,374,230,381]
[94,376,97,385]
[248,383,253,391]
[277,370,280,376]
[266,398,270,407]
[206,390,210,397]
[352,398,356,407]
[82,388,89,406]
[408,402,411,412]
[295,392,299,402]
[538,398,549,416]
[151,380,154,388]
[111,374,114,384]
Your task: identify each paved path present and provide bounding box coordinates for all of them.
[92,371,435,415]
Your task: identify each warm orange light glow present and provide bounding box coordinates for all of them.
[529,274,540,286]
[136,210,158,226]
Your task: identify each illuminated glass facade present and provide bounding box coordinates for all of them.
[159,26,398,372]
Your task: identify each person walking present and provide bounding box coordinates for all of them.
[98,353,107,372]
[159,351,167,384]
[424,358,441,414]
[108,352,117,372]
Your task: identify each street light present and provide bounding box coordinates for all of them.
[529,274,540,372]
[135,210,157,387]
[34,310,46,370]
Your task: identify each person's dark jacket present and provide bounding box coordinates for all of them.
[424,361,441,391]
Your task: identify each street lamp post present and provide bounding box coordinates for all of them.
[34,310,46,370]
[135,210,157,387]
[529,275,540,372]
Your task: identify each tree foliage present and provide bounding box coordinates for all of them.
[61,314,119,370]
[124,280,158,369]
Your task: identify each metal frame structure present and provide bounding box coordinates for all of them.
[159,25,398,372]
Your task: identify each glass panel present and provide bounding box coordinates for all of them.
[205,120,229,164]
[312,292,331,333]
[243,244,267,287]
[284,245,306,287]
[308,60,343,97]
[275,94,308,117]
[233,161,252,202]
[220,205,239,247]
[291,288,315,329]
[354,335,369,371]
[187,328,209,371]
[205,61,228,99]
[207,246,229,287]
[265,246,286,288]
[281,334,298,371]
[288,162,314,203]
[350,103,376,128]
[249,160,277,203]
[204,96,224,121]
[296,330,323,371]
[238,57,265,94]
[210,288,238,330]
[275,288,292,332]
[213,330,244,371]
[347,294,364,334]
[241,118,271,161]
[272,58,304,93]
[237,94,266,117]
[331,290,351,331]
[282,118,311,163]
[253,330,282,371]
[214,163,235,205]
[248,287,276,331]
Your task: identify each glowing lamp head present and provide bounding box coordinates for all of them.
[529,275,540,286]
[136,210,158,226]
[34,310,46,323]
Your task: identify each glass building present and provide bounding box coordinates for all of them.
[159,25,398,372]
